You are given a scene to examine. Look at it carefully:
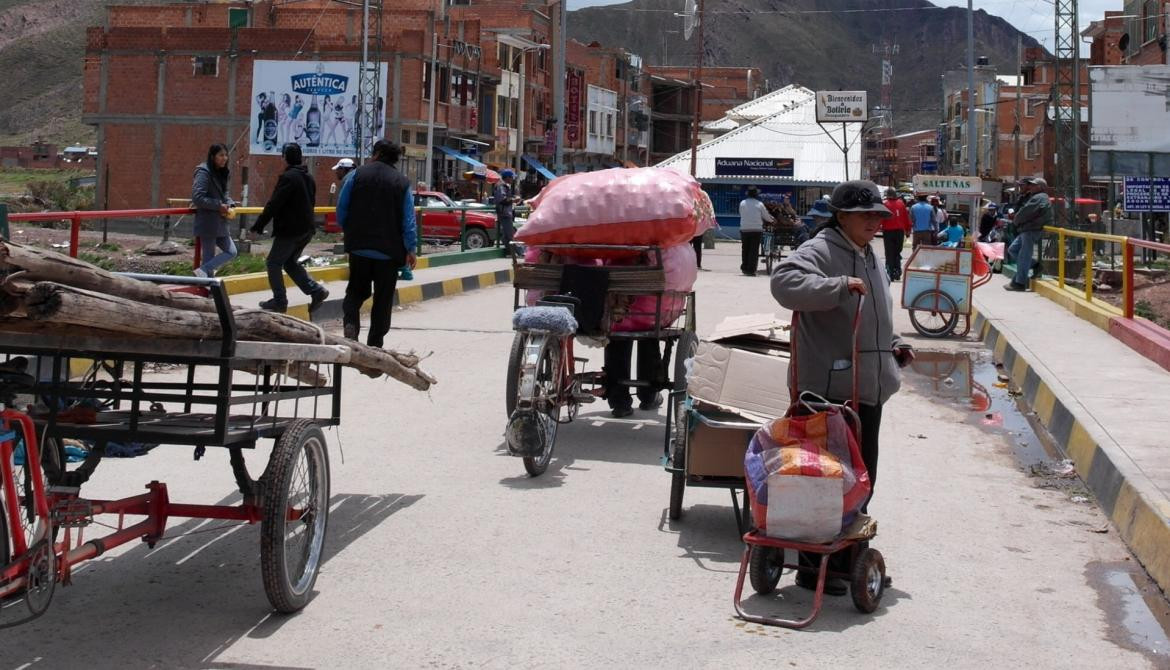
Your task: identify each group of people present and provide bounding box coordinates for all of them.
[190,140,417,349]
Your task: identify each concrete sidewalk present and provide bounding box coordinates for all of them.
[229,256,513,321]
[973,273,1170,593]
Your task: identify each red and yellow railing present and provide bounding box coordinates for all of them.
[1045,225,1170,320]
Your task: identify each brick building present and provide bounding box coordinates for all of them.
[888,129,937,183]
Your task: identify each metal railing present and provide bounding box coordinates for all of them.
[1044,225,1170,321]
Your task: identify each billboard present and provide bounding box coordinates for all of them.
[714,157,794,177]
[565,70,583,145]
[250,60,387,158]
[1089,66,1170,153]
[815,91,868,123]
[913,175,983,195]
[1123,177,1170,212]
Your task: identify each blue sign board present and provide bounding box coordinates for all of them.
[920,160,938,173]
[714,157,795,178]
[1123,177,1170,212]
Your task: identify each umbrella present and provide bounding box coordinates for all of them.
[463,167,501,183]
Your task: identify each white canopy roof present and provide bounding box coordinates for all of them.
[703,84,816,131]
[659,94,862,184]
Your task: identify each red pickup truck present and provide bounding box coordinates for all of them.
[323,190,497,249]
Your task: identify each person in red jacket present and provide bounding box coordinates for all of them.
[881,188,912,281]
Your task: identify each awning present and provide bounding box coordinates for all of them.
[522,154,556,180]
[437,145,485,169]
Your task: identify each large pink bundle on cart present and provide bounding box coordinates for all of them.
[744,405,871,542]
[610,243,696,331]
[516,167,715,251]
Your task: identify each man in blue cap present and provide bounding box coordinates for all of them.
[494,168,520,246]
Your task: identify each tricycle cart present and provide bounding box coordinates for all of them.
[760,220,808,275]
[0,275,344,627]
[505,244,696,477]
[901,244,992,338]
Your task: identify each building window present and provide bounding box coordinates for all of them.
[589,110,597,136]
[449,0,472,6]
[1025,137,1038,160]
[402,129,412,145]
[537,43,548,71]
[1144,0,1159,43]
[416,131,428,145]
[423,63,431,99]
[193,56,218,77]
[450,71,463,106]
[606,113,613,139]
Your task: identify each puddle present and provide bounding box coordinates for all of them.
[1088,562,1170,664]
[904,349,1061,469]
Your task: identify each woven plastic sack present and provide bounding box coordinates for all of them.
[744,404,871,542]
[515,167,715,251]
[611,243,697,332]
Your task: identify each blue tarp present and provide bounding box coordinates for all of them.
[437,145,485,169]
[522,154,557,180]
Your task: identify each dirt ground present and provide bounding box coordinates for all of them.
[1096,270,1170,326]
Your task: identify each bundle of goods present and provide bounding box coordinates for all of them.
[517,168,713,332]
[743,401,871,542]
[0,241,435,391]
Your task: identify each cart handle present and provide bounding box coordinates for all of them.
[789,294,863,410]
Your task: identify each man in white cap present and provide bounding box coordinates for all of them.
[329,157,356,202]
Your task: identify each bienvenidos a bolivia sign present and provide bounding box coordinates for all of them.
[912,174,984,195]
[815,91,868,122]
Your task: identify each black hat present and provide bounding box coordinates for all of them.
[829,180,892,217]
[746,186,760,197]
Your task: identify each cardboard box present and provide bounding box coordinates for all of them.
[687,413,757,479]
[686,314,791,421]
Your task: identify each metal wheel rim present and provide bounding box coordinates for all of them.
[531,344,560,466]
[283,436,328,597]
[865,560,882,598]
[910,291,957,335]
[766,549,783,582]
[465,233,486,249]
[11,438,45,550]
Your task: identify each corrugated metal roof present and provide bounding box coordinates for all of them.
[657,98,861,183]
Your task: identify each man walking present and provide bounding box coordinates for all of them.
[909,193,936,248]
[1004,177,1052,291]
[336,139,417,347]
[881,188,912,280]
[251,142,328,313]
[494,168,520,247]
[738,186,774,276]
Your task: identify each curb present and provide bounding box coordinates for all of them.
[972,308,1170,595]
[279,267,514,322]
[218,247,506,296]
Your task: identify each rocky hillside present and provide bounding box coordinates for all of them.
[569,0,1045,133]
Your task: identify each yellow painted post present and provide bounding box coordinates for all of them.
[1057,229,1066,288]
[1084,237,1093,302]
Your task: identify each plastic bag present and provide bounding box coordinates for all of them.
[744,404,871,542]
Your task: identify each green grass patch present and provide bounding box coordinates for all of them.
[77,252,116,272]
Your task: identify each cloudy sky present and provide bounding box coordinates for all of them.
[568,0,1122,51]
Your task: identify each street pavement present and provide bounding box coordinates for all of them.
[3,244,1167,669]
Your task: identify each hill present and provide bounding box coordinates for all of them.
[569,0,1045,134]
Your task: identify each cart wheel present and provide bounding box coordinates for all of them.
[7,426,62,553]
[505,331,527,418]
[261,419,330,614]
[748,546,783,595]
[520,337,560,477]
[672,331,698,392]
[765,249,775,276]
[909,290,959,338]
[668,440,686,520]
[850,548,886,613]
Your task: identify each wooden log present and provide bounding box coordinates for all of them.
[18,282,435,391]
[0,240,217,313]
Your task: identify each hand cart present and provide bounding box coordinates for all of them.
[1,275,345,627]
[901,244,992,338]
[732,299,890,629]
[505,244,696,477]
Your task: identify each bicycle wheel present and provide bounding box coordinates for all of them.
[519,337,560,477]
[260,420,330,613]
[909,290,959,338]
[505,331,527,418]
[7,426,60,555]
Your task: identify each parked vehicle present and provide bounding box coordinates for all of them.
[415,191,496,248]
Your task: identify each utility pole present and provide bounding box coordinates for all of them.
[1014,33,1022,183]
[688,0,705,177]
[553,0,567,175]
[966,1,978,219]
[1053,0,1081,226]
[356,0,383,164]
[424,1,446,188]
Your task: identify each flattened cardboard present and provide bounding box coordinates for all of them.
[686,314,791,421]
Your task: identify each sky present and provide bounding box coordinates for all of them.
[567,0,1122,51]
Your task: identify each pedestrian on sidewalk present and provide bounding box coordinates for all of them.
[494,169,520,247]
[909,193,936,248]
[191,144,238,278]
[803,199,832,243]
[771,179,915,596]
[930,195,948,233]
[337,139,417,348]
[881,188,911,280]
[250,142,329,313]
[738,186,775,276]
[1004,176,1052,292]
[978,203,999,242]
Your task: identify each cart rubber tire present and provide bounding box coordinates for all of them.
[505,331,526,418]
[850,547,886,613]
[673,331,698,392]
[668,440,686,520]
[909,289,959,338]
[261,420,330,614]
[748,545,784,595]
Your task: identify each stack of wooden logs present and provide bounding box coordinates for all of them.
[0,241,436,391]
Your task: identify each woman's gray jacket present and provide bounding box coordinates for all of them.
[191,164,233,238]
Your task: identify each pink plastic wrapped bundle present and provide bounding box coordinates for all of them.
[610,243,697,332]
[516,167,715,253]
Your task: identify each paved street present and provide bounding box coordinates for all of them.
[3,245,1167,669]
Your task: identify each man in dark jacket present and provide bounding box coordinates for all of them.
[251,143,329,312]
[336,139,417,348]
[1005,176,1052,291]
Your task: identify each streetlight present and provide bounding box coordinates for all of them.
[507,44,551,174]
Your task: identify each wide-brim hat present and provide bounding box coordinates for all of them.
[828,180,892,217]
[806,201,832,218]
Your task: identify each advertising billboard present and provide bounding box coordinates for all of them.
[1089,66,1170,153]
[250,60,387,158]
[1123,177,1170,212]
[714,157,795,177]
[912,174,983,195]
[815,91,868,123]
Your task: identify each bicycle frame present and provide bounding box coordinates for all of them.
[0,408,50,585]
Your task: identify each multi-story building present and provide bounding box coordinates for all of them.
[888,129,937,183]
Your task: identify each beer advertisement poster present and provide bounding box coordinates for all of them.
[250,60,388,158]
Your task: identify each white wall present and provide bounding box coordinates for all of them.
[587,85,617,156]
